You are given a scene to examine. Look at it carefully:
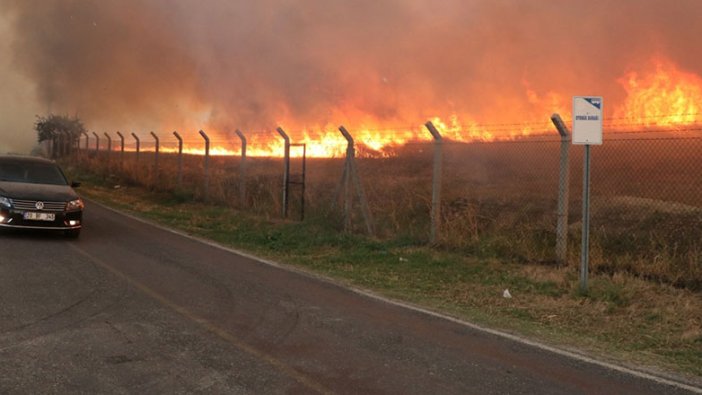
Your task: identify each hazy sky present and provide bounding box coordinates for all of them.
[1,0,701,153]
[0,12,43,153]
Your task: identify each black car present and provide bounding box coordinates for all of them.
[0,155,83,237]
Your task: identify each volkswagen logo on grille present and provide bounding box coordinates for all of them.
[35,201,45,210]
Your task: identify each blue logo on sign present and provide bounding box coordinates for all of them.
[585,98,602,109]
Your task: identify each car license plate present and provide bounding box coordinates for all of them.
[23,212,56,221]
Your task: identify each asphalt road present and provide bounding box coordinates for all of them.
[0,200,699,394]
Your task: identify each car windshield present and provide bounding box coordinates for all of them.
[0,162,68,185]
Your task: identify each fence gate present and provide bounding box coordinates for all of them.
[284,143,307,220]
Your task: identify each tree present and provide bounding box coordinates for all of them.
[34,114,87,157]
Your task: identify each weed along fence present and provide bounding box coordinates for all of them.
[60,120,702,291]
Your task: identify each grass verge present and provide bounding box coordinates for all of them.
[73,171,702,384]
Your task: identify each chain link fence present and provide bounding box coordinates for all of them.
[66,127,702,290]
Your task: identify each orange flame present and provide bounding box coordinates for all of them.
[614,58,702,127]
[149,56,702,158]
[171,117,549,159]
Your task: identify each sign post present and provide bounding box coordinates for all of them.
[572,96,603,293]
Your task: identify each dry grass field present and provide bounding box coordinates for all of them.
[63,137,702,378]
[71,134,702,291]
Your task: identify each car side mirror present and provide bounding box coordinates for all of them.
[71,181,81,188]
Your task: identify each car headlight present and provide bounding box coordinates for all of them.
[66,198,84,211]
[0,196,11,209]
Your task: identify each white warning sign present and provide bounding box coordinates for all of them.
[572,96,603,145]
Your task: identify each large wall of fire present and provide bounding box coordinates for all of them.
[2,0,701,156]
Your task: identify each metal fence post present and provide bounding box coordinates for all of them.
[173,131,183,188]
[338,126,374,236]
[72,132,80,158]
[92,132,100,155]
[199,130,210,200]
[131,133,140,163]
[73,131,81,157]
[150,131,159,184]
[426,121,443,244]
[235,129,247,205]
[81,131,89,151]
[276,127,291,218]
[116,131,125,168]
[299,144,307,221]
[581,145,592,293]
[339,126,354,231]
[551,113,571,265]
[104,132,112,167]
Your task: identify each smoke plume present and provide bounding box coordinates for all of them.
[1,0,701,150]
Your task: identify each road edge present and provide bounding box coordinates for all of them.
[86,198,702,394]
